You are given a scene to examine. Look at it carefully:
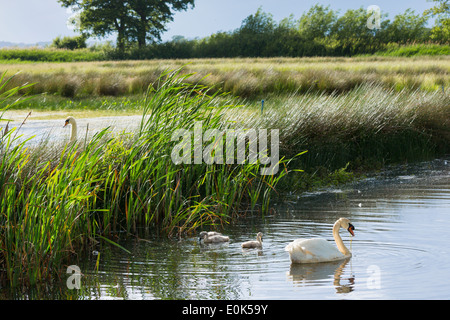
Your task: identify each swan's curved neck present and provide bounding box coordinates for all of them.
[70,120,77,142]
[333,221,351,256]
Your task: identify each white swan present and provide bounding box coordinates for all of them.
[285,218,355,264]
[63,116,77,143]
[199,231,229,243]
[241,232,263,249]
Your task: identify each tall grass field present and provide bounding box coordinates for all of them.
[0,56,449,289]
[1,56,449,99]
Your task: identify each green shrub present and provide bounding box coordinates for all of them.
[52,35,87,50]
[0,48,104,62]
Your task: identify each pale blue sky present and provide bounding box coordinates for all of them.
[0,0,435,44]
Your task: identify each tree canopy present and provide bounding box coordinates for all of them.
[57,2,448,59]
[424,0,450,41]
[58,0,195,52]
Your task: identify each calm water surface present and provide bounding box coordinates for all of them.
[2,116,142,145]
[3,159,450,300]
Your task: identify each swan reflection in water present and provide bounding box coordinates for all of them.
[287,258,355,294]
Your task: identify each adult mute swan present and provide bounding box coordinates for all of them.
[241,232,263,249]
[285,218,355,264]
[63,116,77,143]
[199,231,229,244]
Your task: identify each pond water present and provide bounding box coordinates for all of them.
[2,158,450,300]
[1,116,142,145]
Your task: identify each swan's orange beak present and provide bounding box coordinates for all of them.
[348,224,355,236]
[64,119,69,128]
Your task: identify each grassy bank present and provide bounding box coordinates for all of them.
[2,56,448,177]
[0,47,104,62]
[1,42,449,62]
[372,43,450,57]
[2,94,144,122]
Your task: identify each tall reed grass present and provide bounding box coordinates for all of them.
[229,82,449,190]
[0,69,291,288]
[1,56,448,100]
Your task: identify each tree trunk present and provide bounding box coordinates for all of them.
[137,14,147,49]
[117,30,125,53]
[116,18,126,54]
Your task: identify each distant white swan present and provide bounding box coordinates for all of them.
[64,116,77,143]
[285,218,355,264]
[241,232,263,249]
[199,231,229,243]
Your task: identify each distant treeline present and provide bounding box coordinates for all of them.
[117,5,448,59]
[1,5,449,61]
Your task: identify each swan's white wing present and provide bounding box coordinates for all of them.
[285,238,307,252]
[285,238,344,263]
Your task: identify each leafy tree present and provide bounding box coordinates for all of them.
[198,32,238,57]
[127,0,195,48]
[298,4,338,40]
[332,7,380,55]
[384,9,429,43]
[268,15,303,57]
[86,4,448,60]
[237,7,276,56]
[424,0,450,42]
[58,0,195,53]
[239,7,275,34]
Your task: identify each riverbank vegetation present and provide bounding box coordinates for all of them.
[0,70,295,287]
[233,83,449,190]
[1,55,449,175]
[1,43,449,63]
